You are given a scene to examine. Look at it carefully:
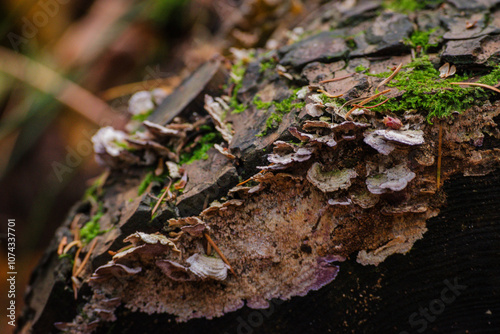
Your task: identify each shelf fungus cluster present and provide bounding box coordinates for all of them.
[58,60,500,332]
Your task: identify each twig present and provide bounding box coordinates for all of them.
[63,240,82,254]
[57,236,68,255]
[377,63,402,89]
[345,89,391,120]
[317,89,343,98]
[236,168,271,186]
[203,232,236,276]
[151,179,172,217]
[74,238,98,278]
[450,82,500,93]
[352,98,390,109]
[72,247,82,277]
[318,73,355,84]
[437,123,443,189]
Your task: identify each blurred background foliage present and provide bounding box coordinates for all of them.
[0,0,313,332]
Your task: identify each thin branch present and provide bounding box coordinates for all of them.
[450,82,500,93]
[203,232,236,276]
[377,63,402,89]
[317,89,343,98]
[345,89,391,120]
[74,238,98,278]
[318,73,355,84]
[437,123,443,189]
[352,98,390,109]
[151,179,172,217]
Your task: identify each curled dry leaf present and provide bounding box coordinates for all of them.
[439,63,456,78]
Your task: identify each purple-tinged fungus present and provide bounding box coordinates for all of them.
[204,95,233,143]
[128,91,154,116]
[374,129,424,145]
[328,198,352,206]
[307,162,357,193]
[366,164,416,194]
[166,161,181,179]
[112,232,180,262]
[364,129,424,155]
[214,143,236,159]
[90,262,142,283]
[91,127,138,167]
[156,259,196,281]
[350,189,380,209]
[363,131,396,155]
[143,120,181,138]
[186,253,230,280]
[259,141,314,170]
[289,127,337,147]
[200,199,244,217]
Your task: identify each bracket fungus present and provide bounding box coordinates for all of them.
[366,164,416,194]
[307,162,357,193]
[185,253,230,280]
[364,129,424,155]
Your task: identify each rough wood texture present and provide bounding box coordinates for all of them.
[19,1,500,333]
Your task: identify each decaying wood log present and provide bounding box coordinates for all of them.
[19,1,500,333]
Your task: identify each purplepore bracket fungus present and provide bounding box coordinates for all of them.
[260,141,314,170]
[112,232,180,262]
[185,253,229,280]
[204,94,233,143]
[142,120,181,137]
[90,262,142,283]
[289,127,337,147]
[364,129,424,155]
[156,259,197,281]
[307,162,357,193]
[366,164,416,194]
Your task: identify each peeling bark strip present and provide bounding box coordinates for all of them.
[19,1,500,333]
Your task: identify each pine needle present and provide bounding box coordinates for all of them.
[450,82,500,93]
[377,63,403,89]
[204,232,236,276]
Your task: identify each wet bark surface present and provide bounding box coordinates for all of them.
[19,1,500,333]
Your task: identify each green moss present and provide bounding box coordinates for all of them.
[138,172,154,196]
[179,131,222,165]
[253,95,273,109]
[370,56,500,119]
[345,37,356,49]
[257,89,306,136]
[131,109,153,122]
[405,28,438,52]
[80,205,105,244]
[383,0,442,13]
[355,65,369,73]
[259,58,277,73]
[229,53,255,114]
